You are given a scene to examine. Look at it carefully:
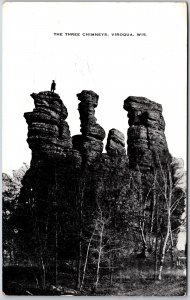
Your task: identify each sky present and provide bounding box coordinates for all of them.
[2,2,187,176]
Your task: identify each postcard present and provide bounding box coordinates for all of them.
[2,2,187,296]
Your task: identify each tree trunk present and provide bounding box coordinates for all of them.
[158,164,172,280]
[76,228,82,290]
[76,178,84,290]
[150,172,157,235]
[139,220,148,258]
[154,235,158,280]
[109,253,113,286]
[169,225,174,266]
[95,222,104,291]
[55,212,58,286]
[154,201,158,280]
[41,258,46,289]
[158,211,171,280]
[80,224,97,291]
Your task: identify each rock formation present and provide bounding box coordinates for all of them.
[123,96,170,170]
[24,91,72,160]
[23,90,173,175]
[23,90,173,178]
[106,128,126,156]
[4,89,185,296]
[73,90,106,165]
[24,91,82,171]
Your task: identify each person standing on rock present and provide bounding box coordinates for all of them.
[51,80,56,93]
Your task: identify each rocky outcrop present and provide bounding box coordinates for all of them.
[124,96,170,170]
[106,128,126,156]
[74,90,105,165]
[10,89,185,294]
[24,91,173,171]
[24,91,73,161]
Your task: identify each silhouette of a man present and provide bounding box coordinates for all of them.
[51,80,56,93]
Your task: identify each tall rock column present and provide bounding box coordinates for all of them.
[74,90,105,165]
[124,96,170,170]
[24,91,72,162]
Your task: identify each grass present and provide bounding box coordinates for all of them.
[94,272,186,296]
[3,261,186,296]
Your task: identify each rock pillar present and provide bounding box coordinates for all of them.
[123,96,170,170]
[74,90,105,165]
[24,91,72,161]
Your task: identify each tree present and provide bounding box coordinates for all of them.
[3,163,29,265]
[156,160,186,280]
[125,158,186,281]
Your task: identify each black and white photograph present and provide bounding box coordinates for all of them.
[2,2,187,296]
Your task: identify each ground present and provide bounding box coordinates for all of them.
[3,264,186,296]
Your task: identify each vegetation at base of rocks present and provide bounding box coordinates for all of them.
[3,163,29,265]
[3,258,186,296]
[2,156,186,295]
[3,92,186,296]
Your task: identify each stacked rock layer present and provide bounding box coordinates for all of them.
[24,91,72,161]
[74,90,105,165]
[106,128,126,156]
[123,96,170,170]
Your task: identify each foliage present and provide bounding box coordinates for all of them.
[3,163,29,264]
[3,156,186,291]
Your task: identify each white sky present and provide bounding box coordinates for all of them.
[2,2,187,175]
